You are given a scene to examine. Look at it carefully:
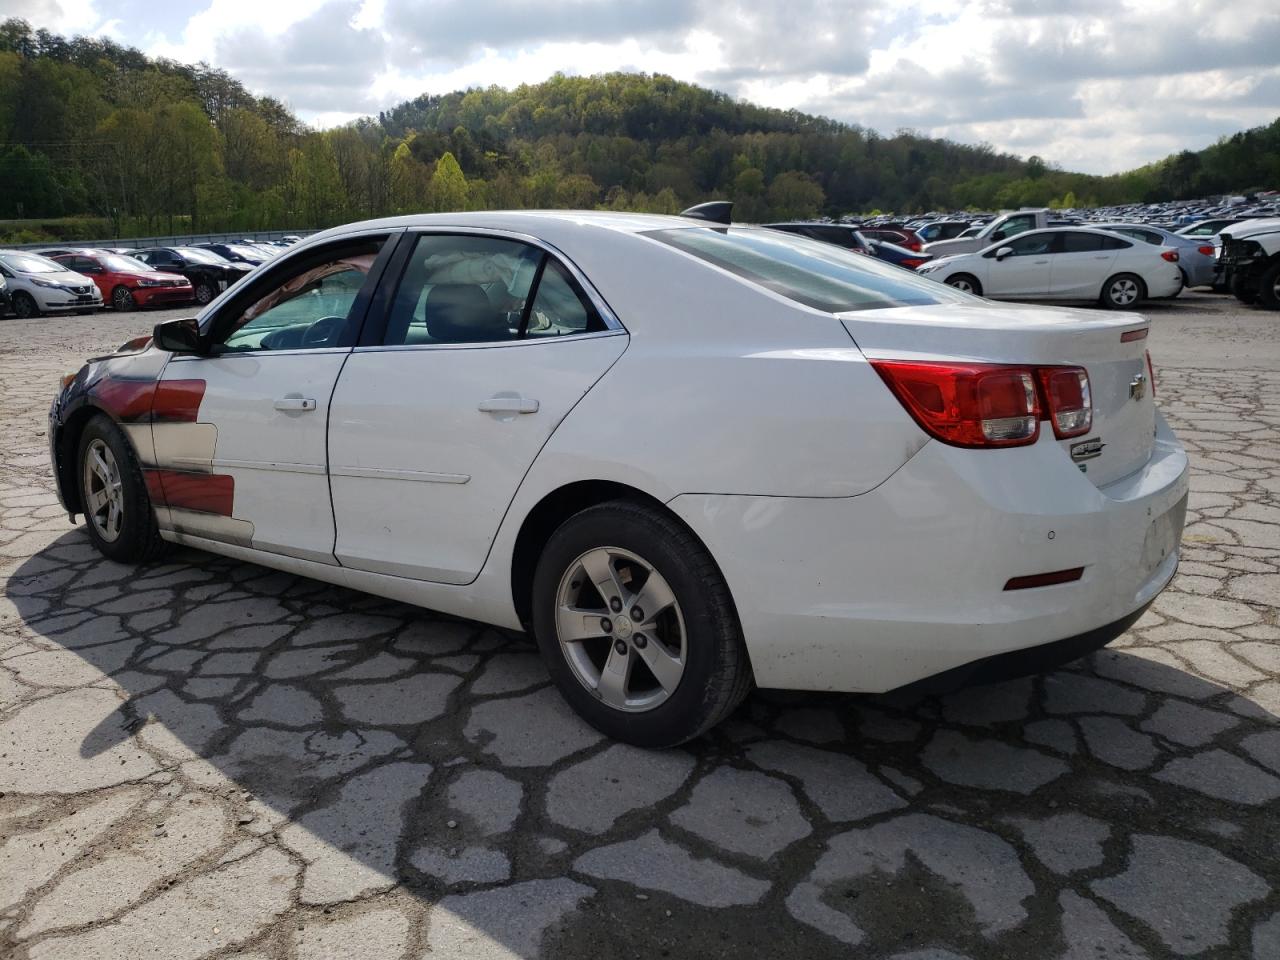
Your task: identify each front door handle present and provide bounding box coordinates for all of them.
[274,397,317,412]
[478,396,539,414]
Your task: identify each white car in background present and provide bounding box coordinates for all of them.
[916,227,1184,308]
[0,250,104,318]
[48,212,1188,746]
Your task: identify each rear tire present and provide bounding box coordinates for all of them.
[531,499,752,747]
[194,281,215,305]
[1100,273,1145,309]
[76,415,168,563]
[12,291,39,318]
[1256,262,1280,310]
[945,273,982,295]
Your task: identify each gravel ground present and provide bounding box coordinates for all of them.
[1,291,1278,960]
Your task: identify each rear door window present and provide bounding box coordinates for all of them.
[1060,233,1106,253]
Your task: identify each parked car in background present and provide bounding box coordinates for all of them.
[192,242,270,266]
[1176,218,1247,238]
[0,274,9,315]
[0,250,103,317]
[1092,224,1218,289]
[47,210,1188,747]
[861,227,923,252]
[915,221,970,244]
[1219,218,1280,309]
[924,209,1054,258]
[867,238,931,270]
[763,222,873,253]
[916,227,1182,308]
[50,251,193,311]
[133,247,253,305]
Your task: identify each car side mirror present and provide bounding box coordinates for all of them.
[153,317,206,355]
[995,247,1014,260]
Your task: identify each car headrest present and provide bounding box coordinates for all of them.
[424,283,510,342]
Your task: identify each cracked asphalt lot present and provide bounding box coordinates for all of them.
[1,294,1278,959]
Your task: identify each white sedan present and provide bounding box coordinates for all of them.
[48,212,1189,746]
[916,227,1184,308]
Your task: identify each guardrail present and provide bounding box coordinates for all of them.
[6,230,313,251]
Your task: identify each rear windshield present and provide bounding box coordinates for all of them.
[644,227,970,313]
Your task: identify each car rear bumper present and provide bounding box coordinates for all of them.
[669,410,1189,692]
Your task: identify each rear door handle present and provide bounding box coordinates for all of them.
[274,397,317,412]
[478,396,539,414]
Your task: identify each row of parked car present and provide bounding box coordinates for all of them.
[785,205,1279,310]
[0,238,301,318]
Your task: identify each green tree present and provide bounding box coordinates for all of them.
[428,151,469,212]
[767,171,824,220]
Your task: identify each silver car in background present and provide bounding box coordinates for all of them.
[1093,223,1219,288]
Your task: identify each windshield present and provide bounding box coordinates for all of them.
[176,247,229,264]
[101,255,150,272]
[645,226,971,312]
[0,253,63,274]
[227,245,264,259]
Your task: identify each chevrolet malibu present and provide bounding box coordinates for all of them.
[48,212,1189,746]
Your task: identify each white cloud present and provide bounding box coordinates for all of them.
[10,0,1280,174]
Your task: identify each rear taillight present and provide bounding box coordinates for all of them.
[900,258,927,269]
[870,361,1040,448]
[1037,366,1092,438]
[1146,349,1156,397]
[872,360,1094,449]
[907,241,922,252]
[1161,250,1179,262]
[1197,245,1214,256]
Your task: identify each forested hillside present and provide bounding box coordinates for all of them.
[1,17,1277,242]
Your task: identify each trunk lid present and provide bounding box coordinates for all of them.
[840,301,1155,487]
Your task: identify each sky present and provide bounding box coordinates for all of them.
[5,0,1279,175]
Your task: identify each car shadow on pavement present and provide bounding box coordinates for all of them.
[3,528,1278,959]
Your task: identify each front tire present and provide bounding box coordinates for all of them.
[1231,272,1258,305]
[12,291,39,318]
[531,500,752,747]
[1101,273,1145,309]
[945,273,982,295]
[111,285,136,311]
[77,415,168,563]
[1256,262,1280,311]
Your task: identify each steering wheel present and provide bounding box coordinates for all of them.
[301,315,347,348]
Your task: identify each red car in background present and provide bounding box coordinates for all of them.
[50,251,193,311]
[860,228,924,253]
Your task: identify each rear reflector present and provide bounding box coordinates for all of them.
[1120,328,1148,342]
[1198,245,1214,257]
[1037,367,1092,438]
[1161,250,1179,262]
[1004,567,1084,591]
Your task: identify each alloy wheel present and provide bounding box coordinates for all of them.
[947,276,973,293]
[1110,277,1139,305]
[195,283,214,304]
[112,287,134,311]
[83,438,124,543]
[554,546,686,712]
[12,293,36,318]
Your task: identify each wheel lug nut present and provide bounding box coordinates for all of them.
[600,618,612,632]
[614,640,627,655]
[631,606,643,622]
[634,634,647,649]
[609,597,622,613]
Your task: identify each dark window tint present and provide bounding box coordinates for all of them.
[1100,235,1131,250]
[1060,233,1106,253]
[646,226,971,313]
